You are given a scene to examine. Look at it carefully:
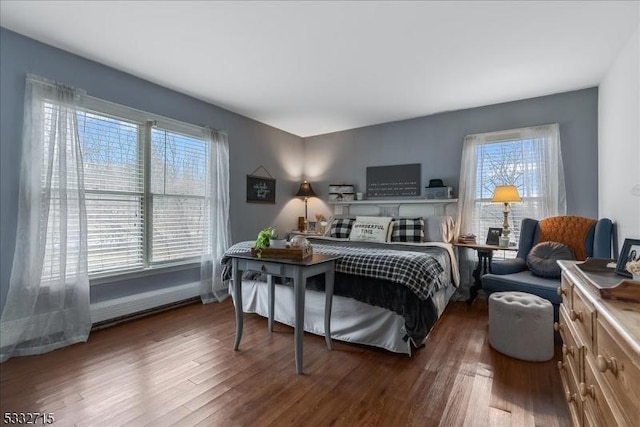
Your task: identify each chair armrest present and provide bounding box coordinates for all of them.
[491,258,527,275]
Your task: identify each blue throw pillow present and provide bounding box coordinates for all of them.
[526,241,575,278]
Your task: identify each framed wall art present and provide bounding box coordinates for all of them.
[246,174,276,204]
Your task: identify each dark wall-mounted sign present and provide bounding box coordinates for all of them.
[366,163,421,198]
[246,174,276,204]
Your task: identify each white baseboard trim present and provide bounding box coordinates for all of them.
[90,281,200,324]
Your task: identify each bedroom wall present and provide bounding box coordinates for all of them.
[0,28,304,310]
[303,89,599,222]
[598,22,640,248]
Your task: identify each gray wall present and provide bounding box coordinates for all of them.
[0,27,599,313]
[304,89,598,220]
[0,28,304,309]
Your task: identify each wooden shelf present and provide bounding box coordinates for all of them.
[328,198,458,205]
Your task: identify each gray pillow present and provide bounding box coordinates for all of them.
[526,241,575,278]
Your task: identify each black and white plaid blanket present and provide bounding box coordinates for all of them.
[222,239,448,300]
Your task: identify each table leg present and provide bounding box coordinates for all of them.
[488,251,494,273]
[324,263,334,350]
[467,253,484,304]
[468,250,494,304]
[267,274,274,332]
[232,258,243,351]
[293,268,305,374]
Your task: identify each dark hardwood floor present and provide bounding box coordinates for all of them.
[0,297,569,426]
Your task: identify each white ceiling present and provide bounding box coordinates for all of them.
[1,1,638,137]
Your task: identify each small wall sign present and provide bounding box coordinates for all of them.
[246,174,276,204]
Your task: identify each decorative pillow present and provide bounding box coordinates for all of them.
[329,218,355,238]
[424,216,455,243]
[526,241,576,278]
[349,216,393,243]
[390,218,425,242]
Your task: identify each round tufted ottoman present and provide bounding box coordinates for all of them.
[489,291,554,362]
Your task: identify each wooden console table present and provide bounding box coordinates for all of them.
[228,252,340,374]
[556,260,640,426]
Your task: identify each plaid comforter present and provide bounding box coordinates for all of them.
[222,239,449,300]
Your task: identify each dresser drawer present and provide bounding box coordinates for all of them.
[582,356,628,427]
[570,286,595,348]
[243,260,284,276]
[559,305,584,381]
[559,355,583,427]
[559,274,574,307]
[595,317,640,422]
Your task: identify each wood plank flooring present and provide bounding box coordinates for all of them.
[0,297,569,426]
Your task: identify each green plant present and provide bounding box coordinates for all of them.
[254,227,276,257]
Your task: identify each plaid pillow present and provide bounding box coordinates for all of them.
[330,218,355,238]
[391,218,425,242]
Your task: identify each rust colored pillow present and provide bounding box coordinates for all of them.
[538,216,597,261]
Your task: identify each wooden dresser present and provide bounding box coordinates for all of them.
[556,261,640,426]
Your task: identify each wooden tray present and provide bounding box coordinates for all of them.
[573,258,640,303]
[250,246,312,261]
[599,280,640,303]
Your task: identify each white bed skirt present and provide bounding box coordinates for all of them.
[230,280,456,355]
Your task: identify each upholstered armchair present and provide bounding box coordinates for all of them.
[482,216,615,319]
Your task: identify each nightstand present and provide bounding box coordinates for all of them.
[453,242,517,304]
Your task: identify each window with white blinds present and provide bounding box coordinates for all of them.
[472,137,547,245]
[150,129,207,263]
[78,111,144,274]
[465,124,566,247]
[44,97,208,278]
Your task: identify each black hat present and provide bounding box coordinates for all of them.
[427,179,444,188]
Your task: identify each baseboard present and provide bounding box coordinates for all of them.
[90,281,201,324]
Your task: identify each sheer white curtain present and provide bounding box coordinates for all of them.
[200,129,231,303]
[456,123,566,286]
[1,75,91,362]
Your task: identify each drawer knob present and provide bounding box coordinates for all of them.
[557,287,567,297]
[566,392,576,403]
[569,309,583,322]
[596,355,618,376]
[554,322,564,333]
[261,265,267,272]
[562,344,575,358]
[579,382,596,399]
[557,360,566,371]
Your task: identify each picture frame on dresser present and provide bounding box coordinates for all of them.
[614,238,640,278]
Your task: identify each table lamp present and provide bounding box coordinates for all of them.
[491,185,521,247]
[295,180,317,230]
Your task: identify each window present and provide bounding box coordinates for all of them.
[458,124,566,247]
[47,97,209,278]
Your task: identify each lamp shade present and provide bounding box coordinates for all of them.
[295,180,317,199]
[491,185,521,203]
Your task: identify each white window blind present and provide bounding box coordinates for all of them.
[472,137,548,245]
[41,97,210,278]
[78,111,144,275]
[150,128,207,263]
[458,123,566,250]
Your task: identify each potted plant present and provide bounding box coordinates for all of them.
[254,227,273,258]
[269,228,287,248]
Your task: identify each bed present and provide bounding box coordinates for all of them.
[222,213,460,355]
